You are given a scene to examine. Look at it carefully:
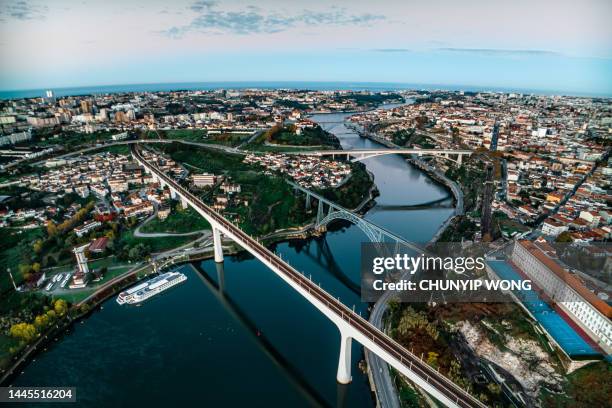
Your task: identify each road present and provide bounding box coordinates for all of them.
[27,138,243,167]
[367,297,401,408]
[353,130,466,407]
[133,144,486,408]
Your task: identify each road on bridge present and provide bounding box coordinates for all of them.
[132,144,485,408]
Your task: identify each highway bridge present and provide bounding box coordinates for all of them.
[288,148,473,164]
[131,144,485,408]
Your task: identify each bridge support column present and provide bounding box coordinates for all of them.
[317,200,324,225]
[170,188,177,199]
[180,197,188,209]
[457,154,463,165]
[305,193,311,211]
[213,227,224,263]
[336,328,352,384]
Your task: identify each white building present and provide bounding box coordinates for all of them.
[512,240,612,354]
[69,244,90,289]
[541,219,568,237]
[192,173,216,187]
[74,221,101,237]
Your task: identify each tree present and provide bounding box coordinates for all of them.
[487,383,501,395]
[18,264,32,279]
[33,239,43,254]
[556,231,573,243]
[47,221,58,237]
[54,299,68,316]
[128,243,149,261]
[32,263,41,273]
[34,314,50,330]
[9,322,38,343]
[426,351,439,368]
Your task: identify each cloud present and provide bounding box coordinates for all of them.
[160,1,385,37]
[436,48,561,57]
[0,0,48,20]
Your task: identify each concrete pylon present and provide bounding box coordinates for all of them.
[170,188,177,199]
[215,262,226,294]
[181,197,188,209]
[317,200,324,225]
[457,154,463,165]
[213,227,224,263]
[305,193,311,211]
[336,328,352,384]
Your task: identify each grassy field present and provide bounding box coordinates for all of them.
[0,228,45,292]
[244,125,339,151]
[141,206,211,234]
[205,132,252,147]
[91,144,131,155]
[35,130,119,150]
[243,143,332,153]
[119,229,197,253]
[142,129,204,141]
[53,289,96,304]
[160,143,312,235]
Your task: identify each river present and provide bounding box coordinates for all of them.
[11,106,453,407]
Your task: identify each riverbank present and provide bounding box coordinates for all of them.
[7,103,451,407]
[1,167,379,386]
[357,131,463,243]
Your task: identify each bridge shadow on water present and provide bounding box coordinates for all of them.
[287,234,361,297]
[369,195,453,211]
[190,262,336,408]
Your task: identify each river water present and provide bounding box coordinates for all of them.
[12,107,453,407]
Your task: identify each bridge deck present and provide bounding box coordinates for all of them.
[132,144,484,408]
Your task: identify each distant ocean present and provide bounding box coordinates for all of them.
[0,81,609,100]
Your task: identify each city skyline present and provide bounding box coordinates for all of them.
[1,0,611,95]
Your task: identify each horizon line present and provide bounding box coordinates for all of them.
[1,80,611,99]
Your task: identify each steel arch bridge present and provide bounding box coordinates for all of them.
[316,205,384,243]
[288,180,424,254]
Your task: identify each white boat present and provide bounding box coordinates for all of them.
[116,271,187,305]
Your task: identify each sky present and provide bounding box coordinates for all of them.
[0,0,611,95]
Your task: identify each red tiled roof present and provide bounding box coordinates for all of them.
[88,237,108,252]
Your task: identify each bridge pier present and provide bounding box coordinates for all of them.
[170,188,177,200]
[215,262,225,294]
[336,328,352,384]
[213,227,224,263]
[305,193,311,211]
[316,200,324,225]
[457,154,463,165]
[129,148,484,408]
[180,197,188,209]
